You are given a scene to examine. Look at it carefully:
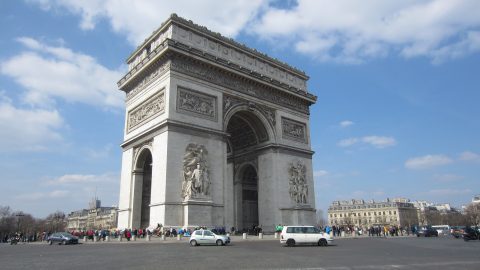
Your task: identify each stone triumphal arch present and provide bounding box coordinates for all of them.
[117,15,317,232]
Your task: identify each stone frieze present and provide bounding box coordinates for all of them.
[177,87,217,121]
[281,117,307,143]
[127,90,165,133]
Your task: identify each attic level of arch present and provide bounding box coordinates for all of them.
[117,40,316,115]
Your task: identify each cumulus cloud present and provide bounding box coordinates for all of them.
[362,136,397,148]
[423,188,471,196]
[16,190,70,201]
[30,0,267,45]
[251,0,480,64]
[29,1,480,64]
[339,120,354,128]
[0,96,64,152]
[338,136,396,148]
[46,172,118,185]
[405,154,453,169]
[0,37,124,109]
[314,170,328,177]
[459,151,480,162]
[338,137,358,147]
[432,173,464,182]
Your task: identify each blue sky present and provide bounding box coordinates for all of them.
[1,0,479,218]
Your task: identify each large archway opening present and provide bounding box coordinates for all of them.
[133,149,152,229]
[241,165,258,230]
[226,109,270,231]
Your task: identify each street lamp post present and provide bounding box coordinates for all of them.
[15,213,25,241]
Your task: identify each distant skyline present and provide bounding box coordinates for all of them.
[1,1,479,218]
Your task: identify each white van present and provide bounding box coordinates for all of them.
[431,225,450,235]
[280,225,333,247]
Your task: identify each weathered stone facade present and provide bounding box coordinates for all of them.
[67,199,118,231]
[117,14,317,232]
[328,198,418,228]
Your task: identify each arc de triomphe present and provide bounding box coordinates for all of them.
[116,14,317,232]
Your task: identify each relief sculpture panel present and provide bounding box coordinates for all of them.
[288,160,308,204]
[177,87,217,121]
[127,90,165,132]
[181,144,211,200]
[281,117,307,143]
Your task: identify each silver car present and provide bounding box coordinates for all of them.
[189,230,230,246]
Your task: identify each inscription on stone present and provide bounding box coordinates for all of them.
[281,117,307,143]
[127,90,165,132]
[177,87,217,121]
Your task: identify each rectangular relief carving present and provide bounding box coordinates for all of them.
[127,90,165,133]
[176,87,217,121]
[282,117,307,143]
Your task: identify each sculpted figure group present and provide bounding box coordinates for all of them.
[288,161,308,204]
[181,144,211,200]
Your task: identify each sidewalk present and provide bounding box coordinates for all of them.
[16,233,416,245]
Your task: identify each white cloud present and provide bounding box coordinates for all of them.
[432,173,464,182]
[339,120,354,128]
[251,0,480,63]
[405,154,453,169]
[0,96,64,152]
[423,188,471,196]
[0,37,124,109]
[459,151,480,162]
[338,137,358,147]
[30,0,268,45]
[314,170,328,177]
[338,135,396,148]
[46,172,118,185]
[29,1,480,63]
[86,144,114,160]
[362,136,396,148]
[16,190,70,201]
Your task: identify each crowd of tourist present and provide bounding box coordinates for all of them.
[327,225,416,237]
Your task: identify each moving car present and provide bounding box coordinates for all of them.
[189,229,230,246]
[450,226,465,238]
[416,226,438,237]
[47,232,79,245]
[463,226,480,241]
[280,225,333,247]
[431,225,450,235]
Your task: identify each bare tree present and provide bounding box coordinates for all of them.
[45,211,67,232]
[464,203,480,226]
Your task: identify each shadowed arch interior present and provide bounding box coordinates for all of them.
[226,111,268,153]
[135,149,152,229]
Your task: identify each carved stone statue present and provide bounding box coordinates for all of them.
[181,144,211,200]
[288,161,308,204]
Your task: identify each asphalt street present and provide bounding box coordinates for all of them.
[1,236,479,270]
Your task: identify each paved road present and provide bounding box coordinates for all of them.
[1,236,479,269]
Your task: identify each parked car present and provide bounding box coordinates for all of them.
[47,232,79,245]
[189,229,230,246]
[280,225,333,247]
[416,226,438,237]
